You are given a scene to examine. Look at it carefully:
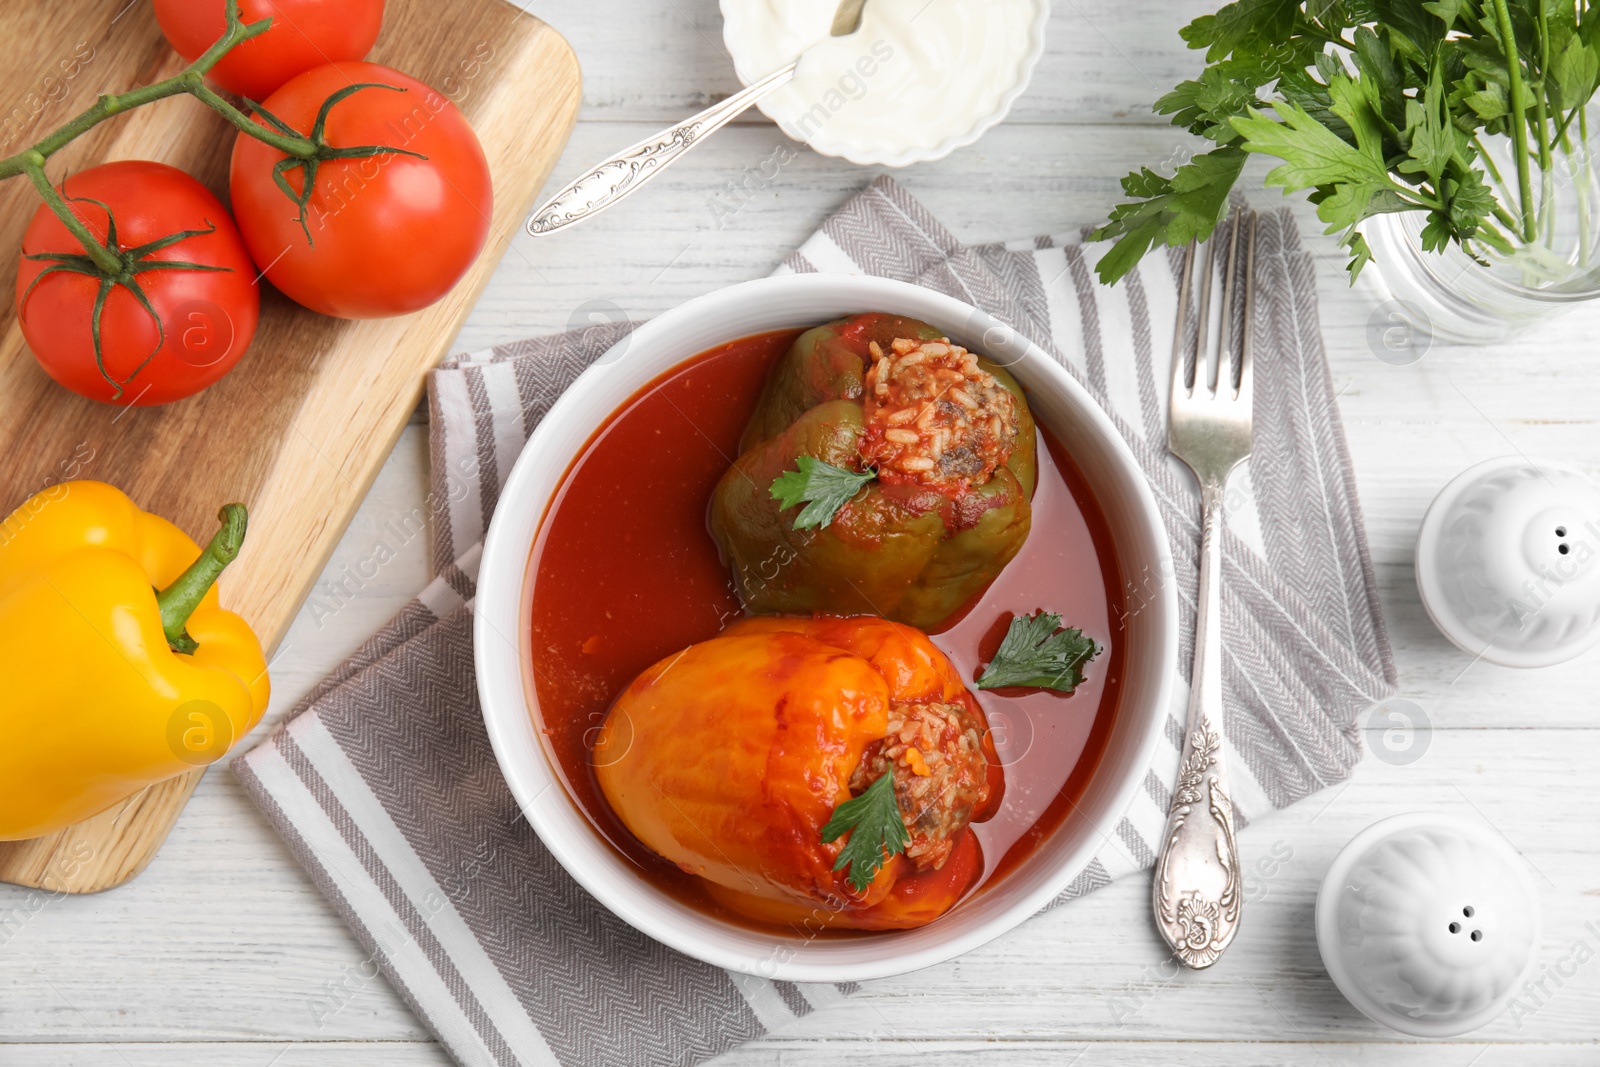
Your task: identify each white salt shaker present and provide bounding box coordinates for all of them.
[1415,455,1600,667]
[1315,812,1542,1037]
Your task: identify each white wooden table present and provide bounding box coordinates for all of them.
[4,1,1598,1064]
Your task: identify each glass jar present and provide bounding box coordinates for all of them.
[1363,126,1600,344]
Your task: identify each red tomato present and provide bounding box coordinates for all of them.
[15,161,260,407]
[229,61,493,319]
[154,0,384,102]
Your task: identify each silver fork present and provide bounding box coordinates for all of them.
[1152,208,1256,970]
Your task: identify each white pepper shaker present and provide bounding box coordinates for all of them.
[1415,455,1600,667]
[1315,812,1542,1037]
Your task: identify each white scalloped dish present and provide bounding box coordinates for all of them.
[720,0,1050,166]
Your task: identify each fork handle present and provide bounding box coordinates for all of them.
[1153,477,1242,969]
[526,62,798,236]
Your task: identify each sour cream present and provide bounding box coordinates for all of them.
[722,0,1045,165]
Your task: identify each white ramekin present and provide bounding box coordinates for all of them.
[475,273,1176,982]
[719,0,1051,167]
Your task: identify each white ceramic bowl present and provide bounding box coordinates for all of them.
[475,273,1176,982]
[719,0,1050,167]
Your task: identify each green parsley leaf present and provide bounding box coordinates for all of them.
[1232,99,1389,192]
[769,456,875,530]
[1421,0,1465,32]
[1350,25,1407,132]
[1181,0,1298,63]
[1397,59,1458,186]
[1119,165,1173,200]
[1448,167,1509,252]
[1157,67,1262,143]
[1461,83,1509,122]
[1342,229,1376,279]
[821,772,911,893]
[1552,34,1600,111]
[1370,0,1448,53]
[1231,92,1413,274]
[1091,145,1248,285]
[1324,69,1391,166]
[976,611,1100,693]
[1277,61,1349,142]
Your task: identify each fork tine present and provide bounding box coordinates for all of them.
[1191,235,1218,395]
[1235,211,1258,404]
[1214,208,1243,397]
[1170,240,1198,401]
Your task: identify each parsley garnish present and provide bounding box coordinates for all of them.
[769,456,875,530]
[821,772,910,893]
[976,611,1099,693]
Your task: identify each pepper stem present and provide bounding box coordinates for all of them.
[157,504,247,655]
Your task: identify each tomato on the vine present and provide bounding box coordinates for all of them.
[154,0,385,102]
[229,61,493,319]
[15,161,260,407]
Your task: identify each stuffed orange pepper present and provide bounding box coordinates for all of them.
[593,615,1002,930]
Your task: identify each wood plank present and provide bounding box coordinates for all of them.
[538,0,1222,126]
[0,726,1593,1044]
[0,0,580,892]
[730,1043,1600,1067]
[0,1043,454,1066]
[3,1043,1600,1067]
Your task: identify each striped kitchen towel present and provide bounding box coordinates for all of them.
[234,176,1395,1067]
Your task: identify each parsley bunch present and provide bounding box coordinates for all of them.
[1092,0,1600,283]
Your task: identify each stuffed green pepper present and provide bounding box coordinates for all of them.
[710,312,1036,630]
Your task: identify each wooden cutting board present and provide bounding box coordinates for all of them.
[0,0,579,893]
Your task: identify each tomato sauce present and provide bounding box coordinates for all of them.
[527,329,1125,930]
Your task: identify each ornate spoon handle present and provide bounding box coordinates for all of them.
[526,62,798,236]
[1153,479,1243,969]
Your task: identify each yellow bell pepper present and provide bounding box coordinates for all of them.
[0,480,269,841]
